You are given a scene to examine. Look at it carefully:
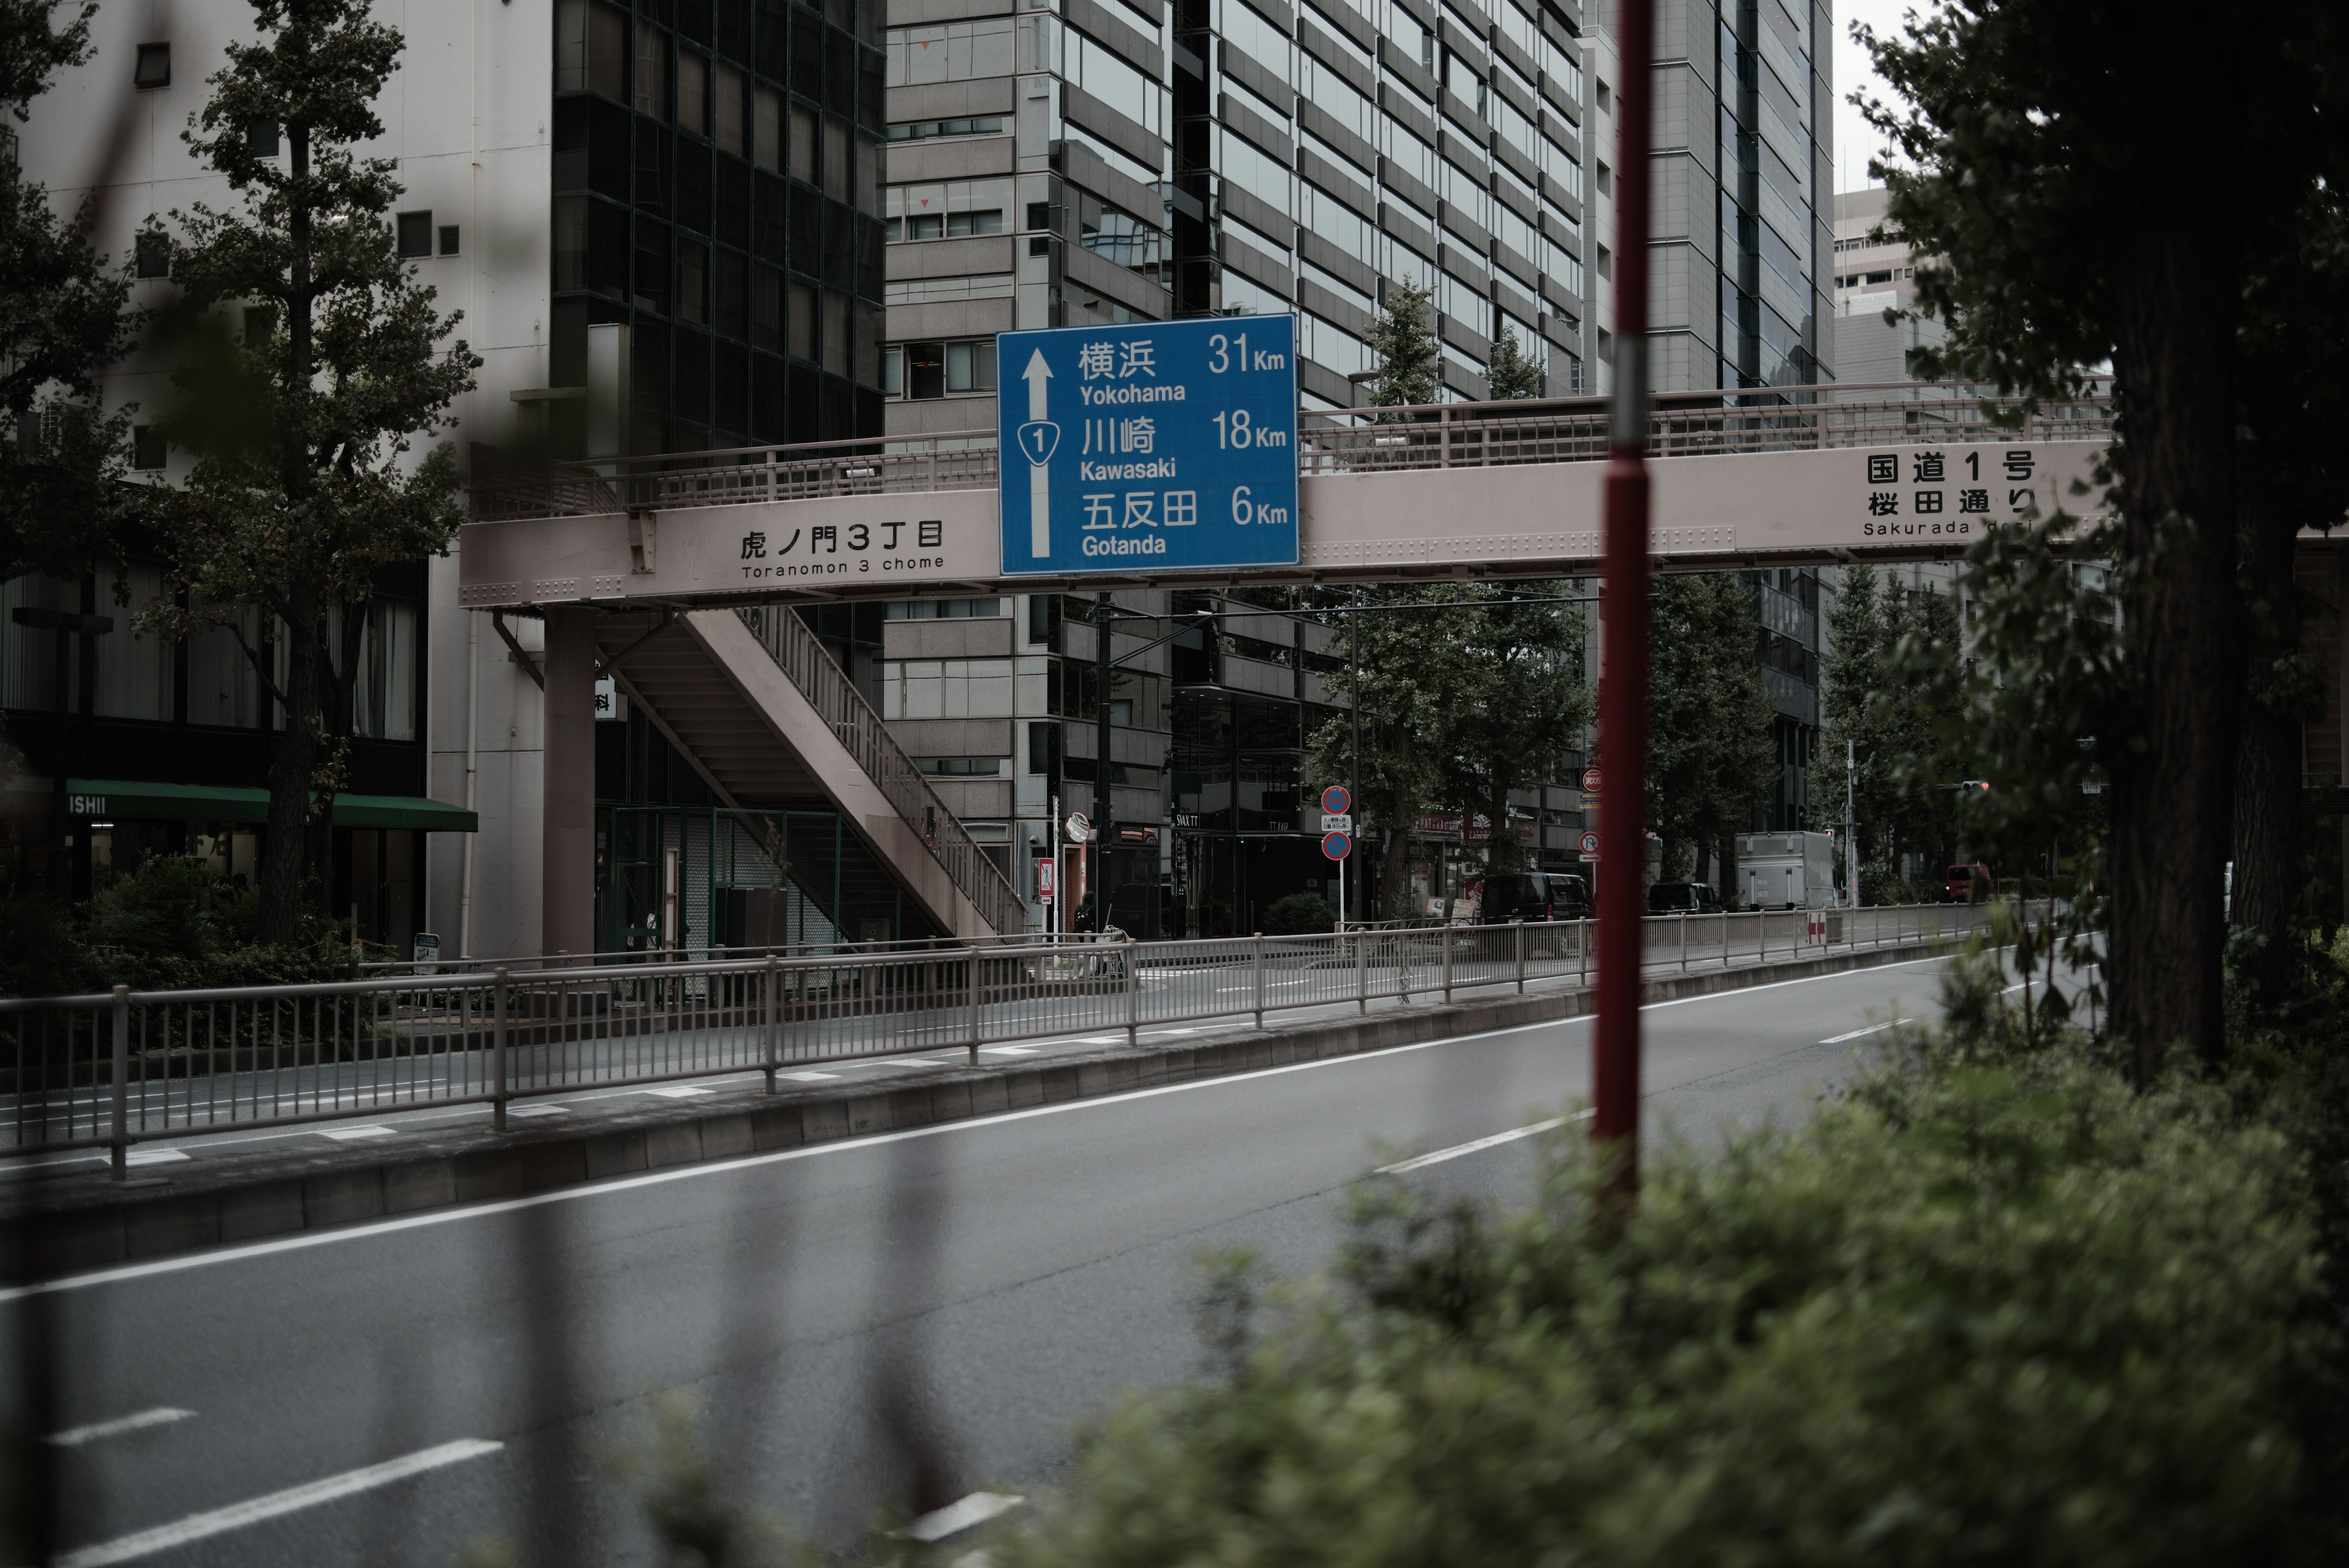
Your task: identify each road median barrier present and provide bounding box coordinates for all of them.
[2,935,1964,1278]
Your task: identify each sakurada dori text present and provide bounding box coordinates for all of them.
[738,519,944,578]
[1860,447,2038,537]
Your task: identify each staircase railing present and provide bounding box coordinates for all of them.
[733,605,1025,935]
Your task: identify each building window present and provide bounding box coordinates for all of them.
[438,224,461,256]
[885,116,1007,143]
[396,211,432,258]
[890,338,995,398]
[753,85,782,173]
[133,231,169,278]
[918,757,1003,776]
[554,0,626,98]
[676,239,708,324]
[714,62,745,157]
[132,425,166,469]
[634,21,666,117]
[134,43,169,89]
[886,598,1001,619]
[677,51,708,137]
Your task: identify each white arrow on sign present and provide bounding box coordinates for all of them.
[1019,350,1057,559]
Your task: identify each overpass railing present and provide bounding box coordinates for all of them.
[1,901,2035,1175]
[468,384,2116,522]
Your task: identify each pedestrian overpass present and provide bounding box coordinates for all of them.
[459,384,2129,951]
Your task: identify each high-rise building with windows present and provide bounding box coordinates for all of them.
[869,0,1605,935]
[1586,0,1833,834]
[878,0,1598,437]
[547,0,892,457]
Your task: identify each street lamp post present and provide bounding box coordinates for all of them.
[1846,739,1858,908]
[1593,0,1655,1201]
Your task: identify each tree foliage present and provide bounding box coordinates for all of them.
[1807,565,1968,897]
[1364,279,1439,411]
[0,0,137,581]
[141,0,477,941]
[1645,573,1774,886]
[1482,325,1545,401]
[1312,586,1589,912]
[1858,1,2349,1069]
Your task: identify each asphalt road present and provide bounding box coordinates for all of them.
[4,951,2032,1567]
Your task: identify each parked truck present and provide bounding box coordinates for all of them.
[1735,831,1838,909]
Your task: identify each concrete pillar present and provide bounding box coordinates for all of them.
[543,607,598,960]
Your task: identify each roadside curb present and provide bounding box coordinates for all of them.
[3,940,1957,1276]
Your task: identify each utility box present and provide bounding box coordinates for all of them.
[1735,831,1838,909]
[720,885,792,950]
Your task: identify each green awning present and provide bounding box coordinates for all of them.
[54,779,477,832]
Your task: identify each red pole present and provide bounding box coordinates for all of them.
[1593,0,1653,1198]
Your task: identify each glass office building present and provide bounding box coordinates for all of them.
[547,0,892,456]
[878,0,1597,436]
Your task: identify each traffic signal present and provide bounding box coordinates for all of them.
[1959,779,1991,794]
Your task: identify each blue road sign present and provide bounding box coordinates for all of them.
[997,316,1299,576]
[1322,831,1351,861]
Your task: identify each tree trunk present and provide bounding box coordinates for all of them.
[258,606,320,945]
[2230,502,2304,980]
[2104,240,2244,1079]
[1717,829,1739,908]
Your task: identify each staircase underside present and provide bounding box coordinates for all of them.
[593,608,1002,938]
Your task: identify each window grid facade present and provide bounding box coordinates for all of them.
[551,0,890,456]
[879,0,1595,431]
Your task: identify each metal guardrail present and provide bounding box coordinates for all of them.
[467,384,2118,522]
[732,602,1025,935]
[2,902,2020,1176]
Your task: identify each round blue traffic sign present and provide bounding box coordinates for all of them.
[1321,831,1351,860]
[1320,784,1351,816]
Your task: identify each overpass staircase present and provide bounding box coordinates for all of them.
[594,602,1022,941]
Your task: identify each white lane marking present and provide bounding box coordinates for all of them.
[1820,1018,1901,1044]
[1377,1110,1594,1175]
[979,1046,1041,1057]
[641,1085,708,1099]
[507,1105,569,1118]
[0,954,1950,1302]
[906,1490,1025,1544]
[47,1407,196,1447]
[316,1126,396,1142]
[53,1438,503,1568]
[125,1148,190,1167]
[782,1071,840,1082]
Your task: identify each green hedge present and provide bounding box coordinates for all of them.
[0,853,357,997]
[1003,970,2344,1566]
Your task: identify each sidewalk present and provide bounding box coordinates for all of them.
[2,938,1959,1278]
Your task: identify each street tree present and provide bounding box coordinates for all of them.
[1313,585,1589,909]
[1312,591,1447,918]
[142,0,477,942]
[1364,279,1439,411]
[1430,585,1590,875]
[0,0,138,581]
[1861,0,2349,1073]
[1483,325,1545,401]
[2229,187,2349,998]
[1646,573,1774,893]
[1808,567,1965,896]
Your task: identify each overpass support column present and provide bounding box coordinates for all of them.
[543,606,598,960]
